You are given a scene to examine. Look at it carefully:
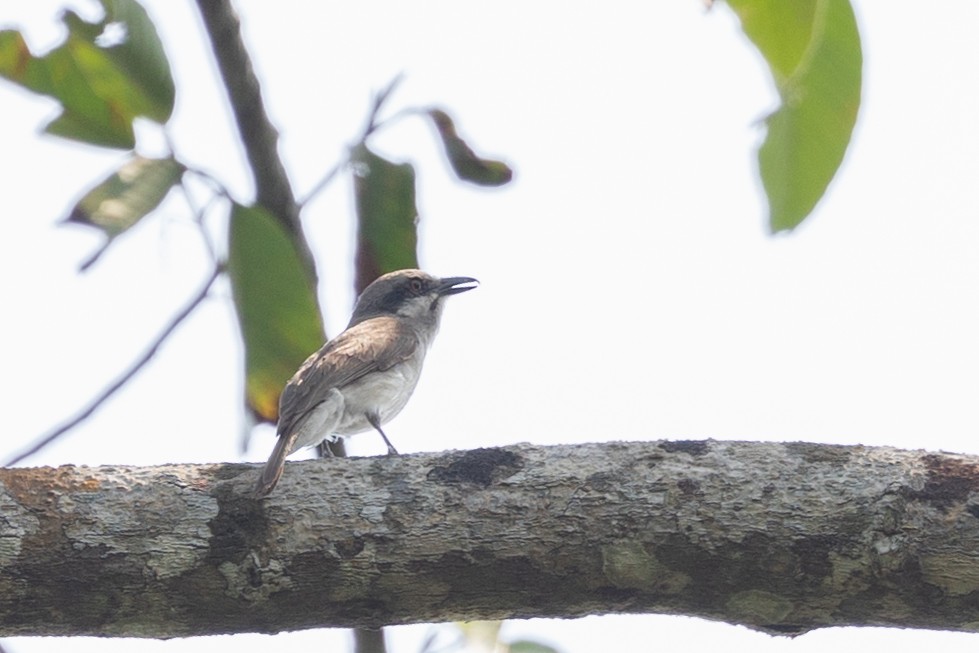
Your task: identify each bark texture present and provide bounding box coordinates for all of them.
[2,440,979,638]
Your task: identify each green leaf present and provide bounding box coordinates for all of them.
[98,0,176,120]
[427,108,514,186]
[227,203,325,423]
[351,144,420,288]
[727,0,862,232]
[0,0,175,149]
[510,641,562,653]
[65,155,184,237]
[456,621,504,648]
[454,622,562,653]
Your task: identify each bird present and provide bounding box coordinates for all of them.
[254,269,479,496]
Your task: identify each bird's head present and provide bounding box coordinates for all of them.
[349,269,479,327]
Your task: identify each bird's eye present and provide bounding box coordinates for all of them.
[409,279,424,293]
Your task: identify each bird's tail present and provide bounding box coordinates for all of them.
[254,433,297,497]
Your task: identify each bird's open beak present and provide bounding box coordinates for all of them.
[437,276,479,296]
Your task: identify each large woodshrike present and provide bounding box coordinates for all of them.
[255,269,478,496]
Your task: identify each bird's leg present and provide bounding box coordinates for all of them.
[316,438,337,458]
[366,412,399,455]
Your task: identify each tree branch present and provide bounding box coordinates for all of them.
[2,440,979,637]
[192,0,317,281]
[353,628,387,653]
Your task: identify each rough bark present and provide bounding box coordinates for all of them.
[2,440,979,638]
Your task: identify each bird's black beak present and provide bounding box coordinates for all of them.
[436,276,479,296]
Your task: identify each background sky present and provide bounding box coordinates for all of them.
[2,1,979,652]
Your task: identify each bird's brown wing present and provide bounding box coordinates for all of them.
[276,316,418,438]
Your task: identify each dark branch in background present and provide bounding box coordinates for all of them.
[353,628,387,653]
[192,0,318,284]
[4,264,223,466]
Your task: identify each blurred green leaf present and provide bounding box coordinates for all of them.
[0,0,175,149]
[227,203,325,423]
[351,144,420,290]
[65,155,184,237]
[455,621,561,653]
[728,0,862,232]
[456,620,503,648]
[98,0,176,118]
[509,641,561,653]
[427,108,513,187]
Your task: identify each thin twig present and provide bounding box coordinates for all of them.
[300,74,407,209]
[298,158,346,208]
[359,73,405,141]
[367,105,423,136]
[78,239,113,273]
[183,165,232,199]
[177,181,217,261]
[4,264,224,466]
[165,132,221,262]
[418,627,441,653]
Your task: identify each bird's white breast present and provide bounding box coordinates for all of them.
[335,358,425,433]
[287,342,429,454]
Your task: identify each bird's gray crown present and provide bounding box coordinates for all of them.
[349,269,478,326]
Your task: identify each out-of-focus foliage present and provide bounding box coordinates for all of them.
[227,203,325,423]
[65,155,184,236]
[727,0,862,231]
[451,621,561,653]
[352,144,421,290]
[427,108,514,187]
[0,0,174,149]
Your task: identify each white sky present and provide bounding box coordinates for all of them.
[2,1,979,652]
